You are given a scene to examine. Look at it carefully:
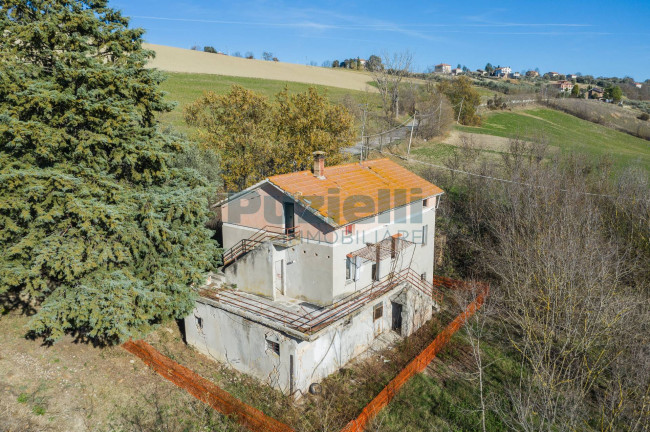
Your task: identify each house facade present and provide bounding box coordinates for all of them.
[556,80,574,92]
[185,154,445,396]
[526,70,540,78]
[434,63,452,74]
[494,66,512,77]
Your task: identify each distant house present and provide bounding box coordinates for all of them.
[476,69,488,76]
[526,70,540,78]
[451,67,463,76]
[555,80,574,92]
[635,82,643,89]
[589,87,604,99]
[510,72,521,79]
[434,63,452,74]
[358,59,367,68]
[566,74,578,80]
[494,66,512,77]
[546,71,560,79]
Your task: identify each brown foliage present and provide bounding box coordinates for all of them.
[184,86,355,191]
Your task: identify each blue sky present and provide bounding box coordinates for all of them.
[111,0,650,81]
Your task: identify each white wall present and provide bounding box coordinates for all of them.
[186,283,434,396]
[222,195,438,307]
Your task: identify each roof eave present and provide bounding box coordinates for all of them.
[211,179,270,209]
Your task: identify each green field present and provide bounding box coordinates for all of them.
[158,72,380,132]
[457,108,650,169]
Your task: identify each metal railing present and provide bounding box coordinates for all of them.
[200,267,445,335]
[222,225,301,267]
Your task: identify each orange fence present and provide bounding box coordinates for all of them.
[123,279,488,432]
[122,340,294,432]
[340,281,489,432]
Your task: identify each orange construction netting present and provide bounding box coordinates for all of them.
[123,279,488,432]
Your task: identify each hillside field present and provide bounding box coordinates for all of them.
[158,72,381,133]
[455,108,650,170]
[145,43,375,92]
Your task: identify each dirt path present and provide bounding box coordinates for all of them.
[144,43,377,92]
[443,129,516,153]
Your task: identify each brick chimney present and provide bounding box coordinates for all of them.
[313,151,325,179]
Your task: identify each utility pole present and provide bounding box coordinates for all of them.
[438,99,442,134]
[407,112,416,157]
[360,103,367,163]
[457,98,464,124]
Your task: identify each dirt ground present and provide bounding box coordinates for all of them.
[0,312,246,432]
[143,43,377,92]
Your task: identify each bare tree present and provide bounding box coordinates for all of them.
[371,51,413,121]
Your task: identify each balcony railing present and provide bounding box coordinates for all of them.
[222,225,301,267]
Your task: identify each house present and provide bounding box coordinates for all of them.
[635,82,643,89]
[556,80,574,92]
[589,87,604,99]
[475,69,488,76]
[451,67,463,76]
[546,71,560,78]
[185,154,445,396]
[494,66,512,77]
[566,74,578,80]
[358,59,367,68]
[526,70,540,78]
[434,63,452,74]
[509,72,521,79]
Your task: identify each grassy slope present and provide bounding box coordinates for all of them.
[457,108,650,169]
[158,72,379,133]
[374,330,520,432]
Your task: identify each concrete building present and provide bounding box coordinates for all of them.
[526,70,540,78]
[451,67,463,76]
[185,155,445,397]
[494,66,512,77]
[434,63,452,74]
[556,80,574,92]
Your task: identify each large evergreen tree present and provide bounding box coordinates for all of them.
[0,0,219,343]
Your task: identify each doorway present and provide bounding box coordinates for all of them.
[283,202,295,235]
[391,302,403,334]
[274,259,285,296]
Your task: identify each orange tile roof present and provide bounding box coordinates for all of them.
[268,158,443,227]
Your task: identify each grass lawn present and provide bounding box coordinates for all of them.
[373,329,521,432]
[457,108,650,170]
[158,72,380,133]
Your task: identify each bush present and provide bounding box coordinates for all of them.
[637,112,649,121]
[203,46,217,54]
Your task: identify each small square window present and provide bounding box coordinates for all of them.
[344,224,354,235]
[421,272,427,282]
[196,316,203,330]
[373,304,383,321]
[266,339,280,355]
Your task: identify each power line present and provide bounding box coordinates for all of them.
[351,144,638,200]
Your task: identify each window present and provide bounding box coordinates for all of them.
[346,257,352,280]
[195,316,203,330]
[266,339,280,355]
[347,256,360,282]
[344,224,354,235]
[372,263,378,281]
[373,304,383,321]
[423,198,430,208]
[422,225,428,246]
[421,272,427,282]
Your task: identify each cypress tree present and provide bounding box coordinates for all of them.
[0,0,220,343]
